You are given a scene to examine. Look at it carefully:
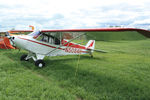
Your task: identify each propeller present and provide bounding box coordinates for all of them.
[5,31,21,52]
[5,32,15,47]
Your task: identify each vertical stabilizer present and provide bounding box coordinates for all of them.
[85,40,95,50]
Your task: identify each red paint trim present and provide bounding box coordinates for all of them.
[88,41,94,48]
[61,39,86,49]
[41,28,135,32]
[18,37,88,54]
[9,28,150,32]
[18,37,64,50]
[41,28,150,32]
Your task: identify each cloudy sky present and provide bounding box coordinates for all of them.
[0,0,150,31]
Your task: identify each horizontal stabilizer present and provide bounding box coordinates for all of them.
[93,49,107,53]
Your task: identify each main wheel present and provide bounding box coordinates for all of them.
[20,54,29,61]
[35,60,45,68]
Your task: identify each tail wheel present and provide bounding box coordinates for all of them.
[90,54,93,58]
[35,60,45,68]
[20,54,29,61]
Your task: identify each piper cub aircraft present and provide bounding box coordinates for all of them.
[7,29,106,68]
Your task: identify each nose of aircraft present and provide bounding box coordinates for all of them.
[11,36,15,40]
[9,36,16,46]
[5,32,19,48]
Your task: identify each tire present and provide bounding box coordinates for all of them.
[20,54,29,61]
[35,60,45,68]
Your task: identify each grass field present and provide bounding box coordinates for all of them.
[0,38,150,100]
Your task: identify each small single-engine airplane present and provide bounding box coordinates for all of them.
[6,29,106,68]
[6,27,150,68]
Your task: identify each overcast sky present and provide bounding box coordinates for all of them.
[0,0,150,31]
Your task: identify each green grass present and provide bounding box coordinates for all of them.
[0,39,150,100]
[86,31,147,41]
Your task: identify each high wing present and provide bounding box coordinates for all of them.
[2,28,150,50]
[9,28,150,38]
[4,28,150,67]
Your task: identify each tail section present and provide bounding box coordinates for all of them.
[85,40,107,57]
[85,40,95,50]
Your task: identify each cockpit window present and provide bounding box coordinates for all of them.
[36,32,61,45]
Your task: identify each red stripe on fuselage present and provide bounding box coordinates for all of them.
[61,40,86,49]
[18,37,88,53]
[18,37,63,50]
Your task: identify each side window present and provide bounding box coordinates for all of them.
[36,34,48,42]
[36,33,61,45]
[49,36,54,44]
[42,35,49,42]
[36,34,43,41]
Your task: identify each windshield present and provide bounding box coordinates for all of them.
[28,30,41,39]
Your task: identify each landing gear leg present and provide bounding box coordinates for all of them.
[20,54,29,61]
[90,54,93,58]
[20,52,46,68]
[89,52,93,58]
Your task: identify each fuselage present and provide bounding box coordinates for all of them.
[12,35,89,56]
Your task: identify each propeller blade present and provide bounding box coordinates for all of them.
[5,32,16,47]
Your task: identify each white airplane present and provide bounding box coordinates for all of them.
[6,30,106,68]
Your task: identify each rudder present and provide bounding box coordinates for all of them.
[85,40,95,50]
